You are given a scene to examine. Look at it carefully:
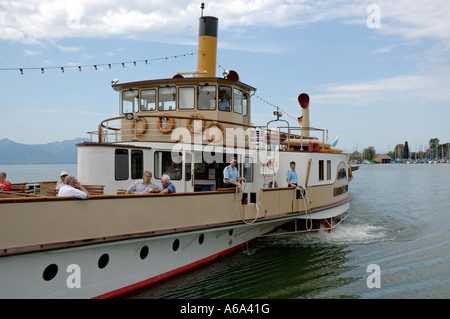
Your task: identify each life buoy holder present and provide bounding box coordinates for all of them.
[130,117,148,135]
[205,121,224,143]
[267,159,274,170]
[157,113,175,134]
[186,113,205,134]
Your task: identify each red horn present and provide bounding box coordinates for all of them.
[298,93,309,109]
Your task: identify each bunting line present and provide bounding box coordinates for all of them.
[0,52,197,75]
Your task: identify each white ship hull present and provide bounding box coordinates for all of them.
[0,201,349,299]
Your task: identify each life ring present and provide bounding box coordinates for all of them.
[186,113,205,133]
[205,121,224,143]
[157,113,175,134]
[267,159,274,170]
[130,118,148,135]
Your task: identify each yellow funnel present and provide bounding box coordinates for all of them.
[197,16,218,78]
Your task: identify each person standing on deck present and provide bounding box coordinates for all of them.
[223,157,242,188]
[286,161,298,187]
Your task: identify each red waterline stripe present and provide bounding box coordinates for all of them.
[93,240,256,299]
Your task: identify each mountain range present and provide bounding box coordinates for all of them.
[0,138,88,164]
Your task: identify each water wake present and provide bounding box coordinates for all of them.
[259,223,387,247]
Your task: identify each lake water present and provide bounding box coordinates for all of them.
[121,163,450,299]
[2,163,449,299]
[0,163,77,183]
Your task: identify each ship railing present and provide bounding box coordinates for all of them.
[89,114,256,145]
[88,115,329,152]
[251,126,326,152]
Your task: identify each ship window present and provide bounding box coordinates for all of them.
[179,87,195,110]
[154,151,182,180]
[140,89,156,111]
[122,89,139,114]
[159,86,176,111]
[233,88,242,114]
[115,149,129,181]
[327,160,331,180]
[243,93,248,116]
[218,86,232,112]
[319,160,324,181]
[185,152,192,181]
[131,150,143,179]
[243,156,254,182]
[198,85,216,110]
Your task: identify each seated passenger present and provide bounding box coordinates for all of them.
[58,175,90,199]
[56,171,68,189]
[0,172,12,192]
[160,174,176,193]
[126,171,161,194]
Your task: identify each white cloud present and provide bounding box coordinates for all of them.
[1,0,449,45]
[312,67,450,107]
[57,45,80,53]
[24,49,41,56]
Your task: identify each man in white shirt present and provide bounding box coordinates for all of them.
[58,175,90,199]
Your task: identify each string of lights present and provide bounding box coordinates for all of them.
[0,52,197,75]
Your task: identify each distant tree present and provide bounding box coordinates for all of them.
[404,141,410,159]
[428,138,439,158]
[363,146,376,160]
[394,144,404,159]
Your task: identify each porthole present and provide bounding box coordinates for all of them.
[228,229,234,236]
[198,233,205,245]
[43,264,58,281]
[140,245,149,260]
[172,239,180,252]
[98,253,110,269]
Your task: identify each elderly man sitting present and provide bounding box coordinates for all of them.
[58,175,90,199]
[126,171,161,194]
[160,175,176,193]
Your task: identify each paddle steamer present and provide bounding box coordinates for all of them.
[0,12,352,298]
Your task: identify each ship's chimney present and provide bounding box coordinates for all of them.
[298,93,310,138]
[197,16,218,78]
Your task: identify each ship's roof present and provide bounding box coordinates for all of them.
[111,76,257,92]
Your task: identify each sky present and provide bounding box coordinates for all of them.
[1,0,449,154]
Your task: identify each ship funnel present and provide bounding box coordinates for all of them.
[197,16,218,78]
[298,93,310,137]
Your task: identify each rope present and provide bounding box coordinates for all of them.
[297,186,313,231]
[235,178,260,225]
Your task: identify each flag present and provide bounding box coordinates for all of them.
[331,134,339,147]
[298,116,303,126]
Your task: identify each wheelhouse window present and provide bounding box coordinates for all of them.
[158,86,176,111]
[122,89,139,114]
[243,93,248,116]
[154,151,182,180]
[131,150,143,179]
[140,89,156,111]
[218,86,232,111]
[115,149,129,181]
[179,87,195,110]
[198,85,216,110]
[233,88,243,114]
